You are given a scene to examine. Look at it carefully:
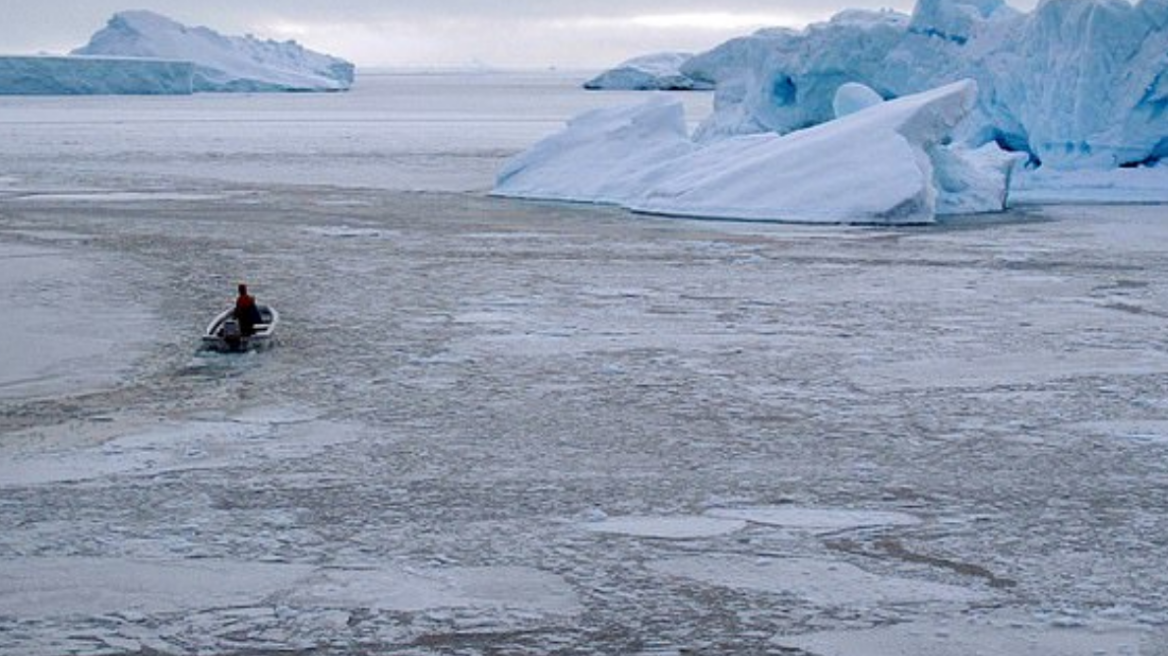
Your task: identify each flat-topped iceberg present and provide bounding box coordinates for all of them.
[682,0,1168,171]
[0,55,194,95]
[495,80,1018,224]
[584,53,714,91]
[71,10,353,93]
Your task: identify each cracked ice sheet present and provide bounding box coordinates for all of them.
[287,566,580,615]
[706,507,920,533]
[1071,420,1168,446]
[649,555,991,608]
[0,558,316,617]
[0,410,361,487]
[584,515,748,539]
[0,242,155,401]
[776,614,1152,656]
[0,558,579,654]
[849,349,1168,391]
[0,559,578,619]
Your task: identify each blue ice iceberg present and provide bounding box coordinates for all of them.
[0,55,194,95]
[683,0,1168,170]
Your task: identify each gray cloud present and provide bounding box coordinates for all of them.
[2,1,1042,68]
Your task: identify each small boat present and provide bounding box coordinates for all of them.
[202,304,279,352]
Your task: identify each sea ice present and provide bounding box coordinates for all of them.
[0,242,155,400]
[0,558,315,617]
[0,559,579,620]
[776,614,1151,656]
[583,515,748,539]
[286,566,581,615]
[0,416,362,487]
[649,555,992,607]
[706,506,921,533]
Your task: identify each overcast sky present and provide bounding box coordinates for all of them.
[3,1,1042,69]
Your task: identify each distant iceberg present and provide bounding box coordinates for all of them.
[73,11,354,92]
[0,10,354,95]
[495,80,1016,225]
[584,53,714,91]
[0,55,194,95]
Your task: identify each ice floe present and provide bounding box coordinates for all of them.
[776,613,1152,656]
[706,506,921,533]
[0,410,362,487]
[584,515,748,539]
[649,555,992,607]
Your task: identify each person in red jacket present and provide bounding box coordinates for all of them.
[233,283,263,336]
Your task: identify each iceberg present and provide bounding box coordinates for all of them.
[833,82,885,119]
[682,0,1168,171]
[495,96,697,206]
[0,55,193,95]
[495,80,1015,225]
[584,53,714,91]
[71,10,354,92]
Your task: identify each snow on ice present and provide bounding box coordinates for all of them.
[73,11,354,92]
[495,80,1020,224]
[584,52,714,91]
[0,10,354,95]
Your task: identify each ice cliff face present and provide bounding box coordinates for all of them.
[584,53,714,91]
[0,56,194,95]
[72,11,354,92]
[684,0,1168,170]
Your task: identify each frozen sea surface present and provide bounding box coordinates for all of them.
[1,73,1168,655]
[0,71,710,194]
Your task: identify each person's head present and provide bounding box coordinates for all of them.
[238,283,248,296]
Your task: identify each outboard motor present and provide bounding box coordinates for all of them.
[221,318,243,349]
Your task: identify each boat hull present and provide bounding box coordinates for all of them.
[202,304,278,352]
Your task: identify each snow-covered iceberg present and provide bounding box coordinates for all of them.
[71,10,354,93]
[495,80,1017,224]
[584,53,714,91]
[0,55,194,95]
[682,0,1168,171]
